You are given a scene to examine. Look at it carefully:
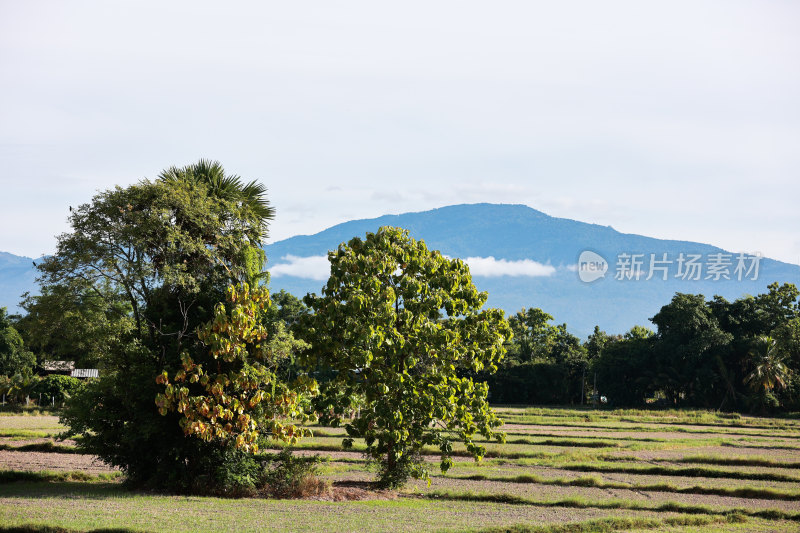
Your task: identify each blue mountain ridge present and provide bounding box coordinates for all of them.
[1,204,797,337]
[263,204,800,338]
[0,252,41,314]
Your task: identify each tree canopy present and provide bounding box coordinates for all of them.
[52,162,304,493]
[0,307,34,377]
[298,227,511,487]
[156,283,316,453]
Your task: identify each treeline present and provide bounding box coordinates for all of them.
[1,162,515,493]
[3,272,798,415]
[486,282,799,413]
[3,275,798,416]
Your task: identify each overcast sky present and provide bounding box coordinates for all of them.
[1,1,798,265]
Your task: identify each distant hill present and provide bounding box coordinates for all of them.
[0,251,40,314]
[2,204,798,337]
[263,204,800,337]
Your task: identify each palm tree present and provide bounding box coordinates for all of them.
[158,159,275,237]
[744,336,791,392]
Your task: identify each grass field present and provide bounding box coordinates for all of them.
[1,407,799,532]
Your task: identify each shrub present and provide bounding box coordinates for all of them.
[32,375,83,405]
[260,449,328,498]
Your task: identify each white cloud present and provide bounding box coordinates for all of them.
[269,254,555,280]
[464,257,556,277]
[269,255,330,280]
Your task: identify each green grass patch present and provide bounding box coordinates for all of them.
[559,462,800,482]
[447,472,800,500]
[0,407,61,416]
[672,455,800,470]
[0,430,60,439]
[419,489,800,521]
[466,514,730,533]
[0,470,121,483]
[504,437,622,449]
[2,481,727,533]
[279,439,609,462]
[0,526,140,533]
[501,430,672,444]
[494,407,800,430]
[499,418,800,439]
[0,442,80,454]
[721,442,800,451]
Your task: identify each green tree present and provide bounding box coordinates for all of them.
[506,308,553,363]
[772,316,800,410]
[156,284,316,452]
[16,282,131,368]
[269,290,310,329]
[754,282,799,332]
[0,373,39,404]
[32,375,84,406]
[585,326,614,362]
[53,164,284,492]
[592,326,655,406]
[266,290,312,383]
[744,335,792,413]
[298,227,511,488]
[0,307,35,377]
[158,159,274,238]
[649,293,732,406]
[37,176,267,348]
[745,336,791,393]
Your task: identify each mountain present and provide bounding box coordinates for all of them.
[0,251,40,314]
[263,204,800,337]
[2,204,798,337]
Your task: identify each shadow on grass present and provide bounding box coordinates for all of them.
[0,481,128,501]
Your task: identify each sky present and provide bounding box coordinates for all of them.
[1,1,798,265]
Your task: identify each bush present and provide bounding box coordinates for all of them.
[260,449,328,498]
[32,375,83,405]
[0,374,39,405]
[186,444,263,497]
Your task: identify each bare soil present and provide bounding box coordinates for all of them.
[415,475,800,512]
[0,450,116,474]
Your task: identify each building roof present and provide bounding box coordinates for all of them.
[71,369,99,379]
[42,361,75,372]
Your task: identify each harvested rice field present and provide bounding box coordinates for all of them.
[1,407,799,532]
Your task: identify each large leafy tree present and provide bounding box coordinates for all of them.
[298,227,511,488]
[591,326,654,406]
[649,293,732,407]
[158,159,274,237]
[505,308,553,363]
[51,163,288,492]
[38,176,267,349]
[0,307,35,377]
[16,282,131,368]
[156,284,316,453]
[492,309,588,405]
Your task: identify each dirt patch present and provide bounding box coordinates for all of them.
[417,475,800,512]
[610,446,800,463]
[501,424,799,443]
[0,450,117,474]
[317,480,398,501]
